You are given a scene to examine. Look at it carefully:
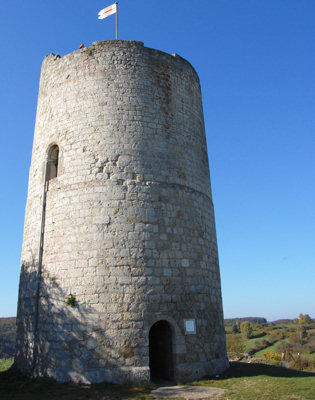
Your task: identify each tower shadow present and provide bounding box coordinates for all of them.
[14,259,143,384]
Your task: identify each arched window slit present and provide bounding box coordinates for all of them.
[47,145,59,180]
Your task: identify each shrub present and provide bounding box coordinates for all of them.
[303,341,315,354]
[246,340,267,355]
[240,321,253,339]
[290,358,315,371]
[299,313,312,326]
[66,294,76,307]
[84,47,94,56]
[232,323,240,334]
[264,352,282,361]
[226,335,245,354]
[275,341,292,354]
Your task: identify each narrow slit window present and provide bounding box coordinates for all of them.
[47,145,59,180]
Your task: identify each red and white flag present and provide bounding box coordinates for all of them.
[98,3,117,19]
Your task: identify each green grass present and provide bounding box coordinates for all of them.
[254,342,315,363]
[0,371,155,400]
[192,362,315,400]
[303,353,315,362]
[0,361,314,400]
[228,321,315,361]
[0,359,13,372]
[253,338,288,357]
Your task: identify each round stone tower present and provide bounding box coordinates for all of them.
[15,40,228,383]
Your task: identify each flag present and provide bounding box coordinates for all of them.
[98,3,117,20]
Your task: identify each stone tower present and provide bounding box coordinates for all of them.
[15,40,228,383]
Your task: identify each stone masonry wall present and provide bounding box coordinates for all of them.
[15,40,228,383]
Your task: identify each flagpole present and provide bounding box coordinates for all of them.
[116,2,118,39]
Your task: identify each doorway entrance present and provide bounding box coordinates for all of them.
[149,320,174,381]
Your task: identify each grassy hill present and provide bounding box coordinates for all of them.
[225,316,315,370]
[0,318,16,358]
[225,317,267,325]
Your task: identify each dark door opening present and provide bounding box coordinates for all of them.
[149,320,174,381]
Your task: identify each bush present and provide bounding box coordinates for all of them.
[226,335,245,354]
[299,313,312,326]
[246,340,268,355]
[275,342,292,354]
[232,323,240,334]
[240,321,253,339]
[290,359,315,371]
[303,342,315,354]
[264,351,282,361]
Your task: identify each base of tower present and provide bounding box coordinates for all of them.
[17,357,229,385]
[51,366,151,384]
[175,357,230,382]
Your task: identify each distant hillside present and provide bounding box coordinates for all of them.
[271,319,295,325]
[0,317,16,358]
[225,317,267,325]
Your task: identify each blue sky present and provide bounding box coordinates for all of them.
[0,0,314,321]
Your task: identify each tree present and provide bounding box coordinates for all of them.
[299,314,312,326]
[232,323,240,334]
[240,321,253,339]
[299,326,307,343]
[226,335,245,354]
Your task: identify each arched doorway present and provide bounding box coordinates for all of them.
[149,320,174,381]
